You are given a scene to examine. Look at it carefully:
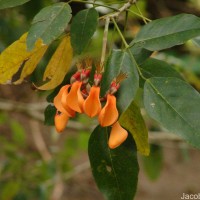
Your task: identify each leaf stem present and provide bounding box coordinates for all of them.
[112,18,147,80]
[134,3,147,24]
[126,9,151,22]
[112,18,129,49]
[121,11,129,49]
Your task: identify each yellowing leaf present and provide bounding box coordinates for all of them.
[15,45,48,84]
[119,101,150,156]
[37,35,73,90]
[0,32,47,84]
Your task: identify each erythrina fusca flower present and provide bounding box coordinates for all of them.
[98,94,118,127]
[83,86,101,117]
[83,62,102,117]
[63,81,84,113]
[54,111,69,133]
[108,121,128,149]
[53,59,128,148]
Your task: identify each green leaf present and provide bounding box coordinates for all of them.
[142,144,163,181]
[131,14,200,51]
[129,45,152,65]
[27,3,72,50]
[88,125,139,200]
[144,77,200,148]
[119,101,149,156]
[71,8,99,54]
[139,58,183,87]
[44,105,56,126]
[101,49,139,113]
[0,0,30,9]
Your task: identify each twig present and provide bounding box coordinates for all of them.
[0,98,190,144]
[29,119,52,162]
[106,0,136,18]
[63,161,90,180]
[50,172,65,200]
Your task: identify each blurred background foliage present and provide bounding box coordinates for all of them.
[0,0,200,199]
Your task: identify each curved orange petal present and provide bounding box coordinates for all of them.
[83,86,101,117]
[108,121,128,149]
[77,86,85,112]
[61,86,76,117]
[54,111,69,133]
[65,81,83,113]
[98,94,118,127]
[54,85,70,114]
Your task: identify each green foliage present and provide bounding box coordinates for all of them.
[27,3,72,50]
[101,49,139,113]
[129,45,152,65]
[1,1,200,200]
[71,8,99,54]
[131,14,200,51]
[44,105,56,125]
[88,126,139,200]
[144,77,200,148]
[0,0,30,9]
[139,58,183,87]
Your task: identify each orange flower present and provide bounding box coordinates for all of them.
[83,86,101,117]
[54,85,75,117]
[62,81,84,113]
[54,111,69,133]
[98,94,118,127]
[108,121,128,149]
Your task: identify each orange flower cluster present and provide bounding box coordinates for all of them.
[53,60,128,149]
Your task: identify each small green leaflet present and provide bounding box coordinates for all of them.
[27,3,72,50]
[101,49,139,114]
[44,105,56,126]
[71,8,99,54]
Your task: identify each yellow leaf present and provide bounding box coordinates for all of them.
[15,45,48,84]
[0,32,47,84]
[37,35,73,90]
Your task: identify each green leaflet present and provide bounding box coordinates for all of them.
[144,77,200,148]
[70,8,99,54]
[44,105,56,126]
[101,49,139,114]
[27,3,72,50]
[139,58,183,87]
[131,14,200,51]
[88,125,139,200]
